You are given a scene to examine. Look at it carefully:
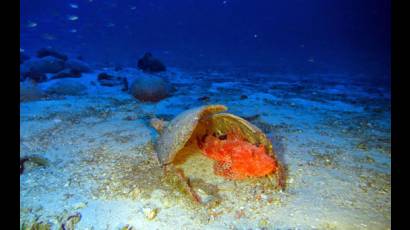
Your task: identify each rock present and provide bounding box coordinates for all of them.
[64,59,91,73]
[20,52,30,64]
[242,114,260,122]
[46,79,87,96]
[21,71,47,83]
[20,158,28,174]
[143,207,159,220]
[36,48,68,61]
[122,78,129,91]
[189,178,221,208]
[61,213,81,230]
[137,52,166,73]
[50,69,82,80]
[20,81,45,102]
[150,118,168,133]
[97,73,113,81]
[21,221,51,230]
[97,72,128,91]
[72,202,87,210]
[198,96,210,102]
[356,142,368,151]
[26,155,50,167]
[97,73,120,84]
[129,187,141,200]
[129,75,173,102]
[21,56,65,74]
[20,155,50,174]
[258,218,269,228]
[120,225,136,230]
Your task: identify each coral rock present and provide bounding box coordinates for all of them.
[21,56,65,74]
[50,69,82,80]
[65,59,91,73]
[137,52,166,73]
[21,71,47,83]
[46,79,87,96]
[36,48,68,61]
[129,75,173,102]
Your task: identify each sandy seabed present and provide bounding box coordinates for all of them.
[20,67,391,230]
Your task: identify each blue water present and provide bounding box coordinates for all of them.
[21,0,390,82]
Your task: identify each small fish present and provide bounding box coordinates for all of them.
[42,33,56,40]
[69,3,79,8]
[106,23,115,27]
[26,21,38,28]
[307,57,315,63]
[20,48,25,52]
[222,0,228,4]
[67,15,79,21]
[69,29,77,33]
[253,34,259,38]
[130,6,137,10]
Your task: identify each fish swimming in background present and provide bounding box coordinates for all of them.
[20,48,25,52]
[69,3,79,9]
[130,6,137,10]
[26,21,38,28]
[67,15,79,21]
[106,23,115,27]
[42,33,56,40]
[69,29,77,33]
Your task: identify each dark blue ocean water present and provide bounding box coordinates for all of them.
[20,0,390,83]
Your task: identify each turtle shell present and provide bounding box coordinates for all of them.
[155,105,228,165]
[155,105,276,164]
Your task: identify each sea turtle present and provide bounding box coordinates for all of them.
[153,104,286,204]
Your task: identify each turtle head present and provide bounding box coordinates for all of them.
[150,117,169,133]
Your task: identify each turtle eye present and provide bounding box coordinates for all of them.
[201,134,208,142]
[218,134,227,140]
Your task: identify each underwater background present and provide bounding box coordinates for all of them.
[21,0,390,81]
[20,0,391,229]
